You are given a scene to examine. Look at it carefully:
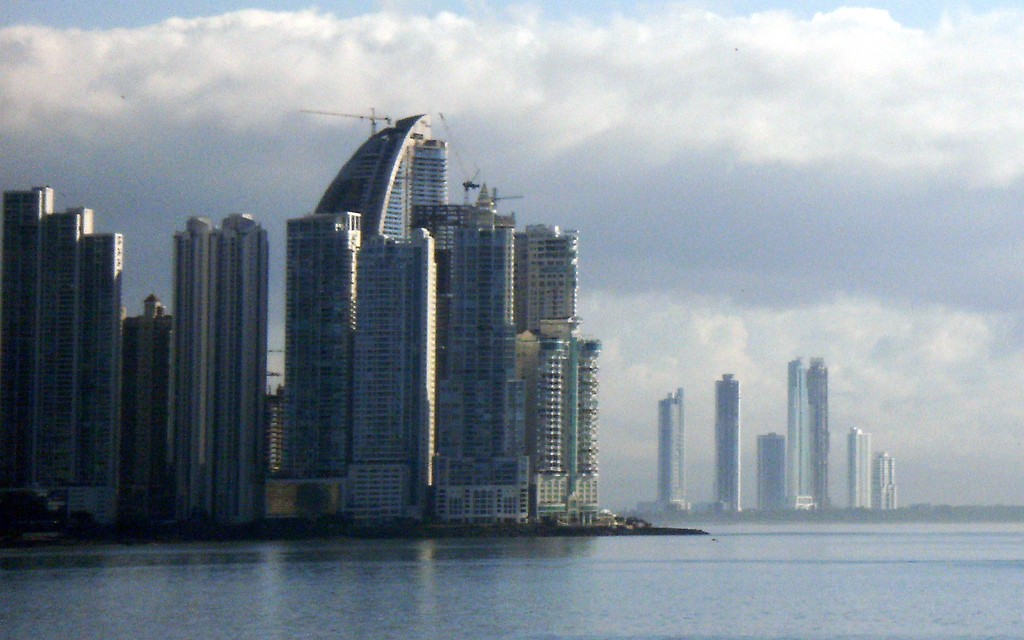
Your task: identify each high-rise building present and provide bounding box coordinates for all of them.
[513,225,579,334]
[871,451,897,510]
[757,433,786,511]
[517,321,601,523]
[847,427,872,509]
[265,385,285,477]
[412,202,515,383]
[434,210,529,523]
[807,358,829,509]
[283,212,361,479]
[657,388,686,510]
[316,114,447,239]
[786,358,814,509]
[715,374,741,512]
[1,187,123,524]
[349,230,436,521]
[172,214,268,524]
[120,295,173,523]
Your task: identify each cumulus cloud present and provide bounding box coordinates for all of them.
[4,7,1024,181]
[2,6,1023,507]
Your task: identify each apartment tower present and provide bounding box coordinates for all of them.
[172,214,268,524]
[120,295,173,522]
[657,388,686,510]
[1,187,123,524]
[757,433,786,511]
[847,427,872,508]
[715,374,741,512]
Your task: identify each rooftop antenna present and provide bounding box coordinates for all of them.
[299,108,393,136]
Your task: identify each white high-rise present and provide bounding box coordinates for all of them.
[316,114,446,239]
[787,358,814,509]
[847,428,872,508]
[172,214,268,524]
[517,321,601,523]
[872,451,897,510]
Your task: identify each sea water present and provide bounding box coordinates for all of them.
[2,523,1023,639]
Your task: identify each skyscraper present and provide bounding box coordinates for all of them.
[284,212,361,479]
[412,201,515,386]
[434,210,529,523]
[513,225,579,334]
[715,374,741,512]
[265,385,284,478]
[807,358,830,509]
[172,214,268,524]
[316,114,447,239]
[657,388,686,510]
[1,187,123,524]
[872,451,897,510]
[847,427,872,509]
[786,358,814,509]
[757,433,786,511]
[349,230,436,521]
[517,321,601,523]
[120,295,173,523]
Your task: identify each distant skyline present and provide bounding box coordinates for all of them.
[3,1,1024,508]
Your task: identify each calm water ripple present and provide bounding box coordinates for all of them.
[2,524,1023,639]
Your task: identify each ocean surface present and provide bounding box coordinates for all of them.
[3,523,1023,639]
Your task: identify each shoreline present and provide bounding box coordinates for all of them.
[1,522,708,549]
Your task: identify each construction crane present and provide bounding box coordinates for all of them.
[300,108,393,136]
[438,112,484,203]
[461,169,481,204]
[492,188,523,203]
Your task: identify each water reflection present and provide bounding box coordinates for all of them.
[6,529,1023,639]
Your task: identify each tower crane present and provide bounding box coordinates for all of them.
[299,108,393,136]
[437,112,484,203]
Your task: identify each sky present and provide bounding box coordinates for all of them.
[3,1,1024,509]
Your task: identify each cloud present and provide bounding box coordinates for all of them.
[2,5,1024,507]
[5,7,1024,179]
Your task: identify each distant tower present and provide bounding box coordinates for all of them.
[657,388,686,510]
[847,428,872,508]
[872,452,897,510]
[787,358,814,509]
[349,230,436,521]
[1,187,123,524]
[284,212,361,479]
[172,214,268,524]
[715,374,741,512]
[807,358,829,509]
[757,433,786,511]
[265,385,284,478]
[120,295,173,523]
[433,210,529,523]
[513,225,579,334]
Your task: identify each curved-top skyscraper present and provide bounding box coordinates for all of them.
[315,114,447,238]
